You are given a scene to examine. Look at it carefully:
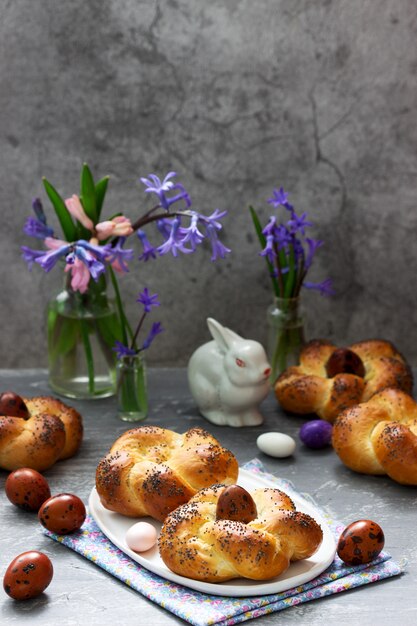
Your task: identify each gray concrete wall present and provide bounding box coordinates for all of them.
[1,0,417,368]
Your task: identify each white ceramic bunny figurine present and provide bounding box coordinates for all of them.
[187,318,272,427]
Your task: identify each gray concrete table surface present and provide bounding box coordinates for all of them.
[0,368,416,626]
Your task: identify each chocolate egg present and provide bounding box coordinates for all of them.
[216,485,257,523]
[3,551,53,600]
[337,519,385,565]
[299,420,333,449]
[5,468,51,512]
[38,493,86,534]
[0,391,29,419]
[326,348,365,378]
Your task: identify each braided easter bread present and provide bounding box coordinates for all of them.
[158,484,323,582]
[0,392,83,472]
[275,339,413,422]
[332,388,417,485]
[95,426,239,521]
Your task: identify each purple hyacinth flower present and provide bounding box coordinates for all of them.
[261,216,277,237]
[112,341,137,360]
[305,238,323,269]
[267,187,289,208]
[142,322,164,350]
[21,246,46,270]
[274,224,292,249]
[35,243,72,272]
[304,278,335,296]
[23,216,54,240]
[140,172,191,211]
[32,198,47,224]
[137,230,157,262]
[140,172,176,195]
[205,223,231,261]
[76,239,109,263]
[74,246,106,281]
[104,237,134,272]
[157,217,193,257]
[156,218,174,240]
[288,211,313,236]
[136,288,160,313]
[178,212,205,250]
[259,234,276,262]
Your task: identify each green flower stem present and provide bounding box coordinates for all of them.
[249,206,280,297]
[108,266,132,344]
[79,318,95,394]
[284,246,296,298]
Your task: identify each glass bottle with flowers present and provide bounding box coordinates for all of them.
[250,186,334,383]
[113,288,163,421]
[22,166,230,400]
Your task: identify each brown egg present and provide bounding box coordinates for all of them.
[38,493,86,534]
[326,348,365,378]
[216,485,257,523]
[5,468,51,512]
[0,391,30,419]
[337,519,385,566]
[3,551,53,600]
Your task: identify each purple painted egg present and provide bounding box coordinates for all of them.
[299,420,333,449]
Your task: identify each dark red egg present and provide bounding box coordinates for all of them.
[326,348,365,378]
[0,391,30,419]
[38,493,86,534]
[216,485,257,523]
[3,551,53,600]
[337,519,385,565]
[5,468,51,512]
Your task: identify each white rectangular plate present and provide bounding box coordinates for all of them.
[88,468,336,597]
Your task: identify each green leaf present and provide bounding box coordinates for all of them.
[43,177,77,242]
[249,205,280,297]
[47,311,79,364]
[95,176,109,220]
[80,163,97,224]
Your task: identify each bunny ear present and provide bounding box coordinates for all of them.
[207,318,241,353]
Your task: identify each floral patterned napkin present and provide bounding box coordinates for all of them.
[43,459,402,626]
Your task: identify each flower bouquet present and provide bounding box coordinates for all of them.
[250,186,333,382]
[22,165,230,400]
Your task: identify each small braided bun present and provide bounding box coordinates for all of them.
[332,388,417,485]
[158,484,323,582]
[95,426,239,521]
[0,392,83,471]
[274,339,412,422]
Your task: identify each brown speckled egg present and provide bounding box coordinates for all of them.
[3,551,53,600]
[337,519,385,565]
[0,391,30,419]
[216,485,257,523]
[38,493,86,534]
[5,468,51,512]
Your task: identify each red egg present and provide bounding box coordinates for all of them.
[38,493,86,534]
[216,485,258,523]
[5,468,51,512]
[3,550,53,600]
[0,391,30,419]
[337,519,385,566]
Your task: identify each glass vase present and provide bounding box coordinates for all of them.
[47,276,122,399]
[267,296,305,383]
[116,353,148,422]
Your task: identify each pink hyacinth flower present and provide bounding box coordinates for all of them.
[96,216,133,241]
[44,237,68,250]
[65,257,91,293]
[65,195,94,231]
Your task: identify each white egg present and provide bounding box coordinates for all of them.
[125,521,158,553]
[256,432,296,458]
